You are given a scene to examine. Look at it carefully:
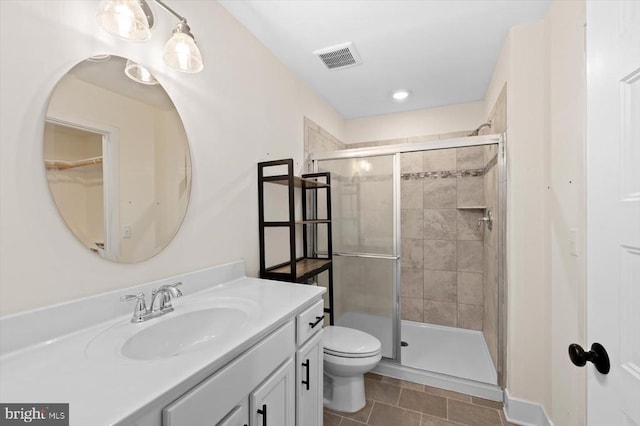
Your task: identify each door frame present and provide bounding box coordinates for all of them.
[311,133,507,387]
[45,115,120,260]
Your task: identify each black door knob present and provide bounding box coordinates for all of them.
[568,342,610,374]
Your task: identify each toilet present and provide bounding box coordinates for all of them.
[322,326,382,413]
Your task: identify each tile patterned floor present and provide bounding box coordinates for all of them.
[323,373,517,426]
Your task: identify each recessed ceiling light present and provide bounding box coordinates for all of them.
[392,89,410,101]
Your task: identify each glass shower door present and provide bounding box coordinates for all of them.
[316,155,399,360]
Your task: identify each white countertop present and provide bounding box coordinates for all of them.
[0,275,324,425]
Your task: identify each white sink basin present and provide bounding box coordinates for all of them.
[86,298,259,362]
[122,307,246,360]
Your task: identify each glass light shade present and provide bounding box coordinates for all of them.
[163,32,204,73]
[124,60,159,85]
[97,0,151,41]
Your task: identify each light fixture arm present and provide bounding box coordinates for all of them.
[151,0,186,24]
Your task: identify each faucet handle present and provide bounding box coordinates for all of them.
[169,282,183,296]
[121,293,148,323]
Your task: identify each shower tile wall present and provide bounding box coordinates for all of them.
[400,147,487,331]
[481,85,506,369]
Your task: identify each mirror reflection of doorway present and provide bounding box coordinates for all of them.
[43,121,114,257]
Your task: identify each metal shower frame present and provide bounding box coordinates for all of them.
[311,133,508,388]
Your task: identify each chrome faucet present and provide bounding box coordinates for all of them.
[150,283,183,315]
[121,282,183,323]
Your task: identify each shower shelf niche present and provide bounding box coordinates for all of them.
[258,158,334,325]
[456,206,488,210]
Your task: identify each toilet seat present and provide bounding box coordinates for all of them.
[322,326,382,358]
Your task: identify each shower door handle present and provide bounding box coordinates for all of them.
[333,252,400,260]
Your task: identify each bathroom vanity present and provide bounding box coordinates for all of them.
[0,261,325,426]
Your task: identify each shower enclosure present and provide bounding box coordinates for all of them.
[312,134,505,400]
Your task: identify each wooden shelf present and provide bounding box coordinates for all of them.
[263,175,329,188]
[258,158,334,324]
[267,258,332,280]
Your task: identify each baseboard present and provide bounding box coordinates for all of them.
[503,389,554,426]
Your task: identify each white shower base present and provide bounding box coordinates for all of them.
[337,312,501,400]
[401,320,497,384]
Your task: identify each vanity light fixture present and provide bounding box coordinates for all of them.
[97,0,204,73]
[124,59,159,85]
[392,89,410,101]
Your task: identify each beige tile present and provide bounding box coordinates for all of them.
[424,270,457,302]
[398,388,447,418]
[329,399,373,423]
[423,300,457,327]
[403,209,424,239]
[424,240,456,271]
[456,210,484,241]
[402,268,424,298]
[365,379,402,405]
[423,149,456,172]
[457,176,484,207]
[424,209,457,240]
[457,272,483,305]
[340,418,368,426]
[457,146,485,170]
[402,297,424,322]
[458,304,483,330]
[424,179,457,209]
[323,411,342,426]
[408,134,441,144]
[457,240,483,272]
[402,180,424,209]
[471,397,503,409]
[439,130,472,139]
[448,399,502,426]
[365,372,383,381]
[423,385,472,402]
[402,152,424,173]
[402,239,424,269]
[421,415,465,426]
[368,401,422,426]
[381,376,425,391]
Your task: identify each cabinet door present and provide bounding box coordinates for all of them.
[217,398,248,426]
[296,331,323,426]
[250,357,295,426]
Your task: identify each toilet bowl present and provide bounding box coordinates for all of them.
[322,326,382,413]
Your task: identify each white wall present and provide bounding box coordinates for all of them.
[0,0,345,315]
[545,1,586,424]
[485,1,587,424]
[344,101,485,144]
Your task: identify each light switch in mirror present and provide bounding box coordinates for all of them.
[43,55,191,263]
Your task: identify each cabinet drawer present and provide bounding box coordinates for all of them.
[163,321,295,426]
[296,299,324,345]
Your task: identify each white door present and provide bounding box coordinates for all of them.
[586,0,640,424]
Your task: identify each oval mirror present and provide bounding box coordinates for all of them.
[43,55,192,263]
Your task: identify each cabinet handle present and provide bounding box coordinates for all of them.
[309,315,324,329]
[301,359,310,390]
[257,404,267,426]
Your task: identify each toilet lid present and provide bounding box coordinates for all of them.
[322,326,382,358]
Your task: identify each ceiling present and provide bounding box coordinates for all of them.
[219,0,551,119]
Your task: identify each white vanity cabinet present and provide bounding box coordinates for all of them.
[295,299,325,426]
[161,298,324,426]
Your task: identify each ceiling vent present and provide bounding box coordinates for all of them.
[313,42,362,71]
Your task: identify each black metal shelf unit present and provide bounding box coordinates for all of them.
[258,158,334,324]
